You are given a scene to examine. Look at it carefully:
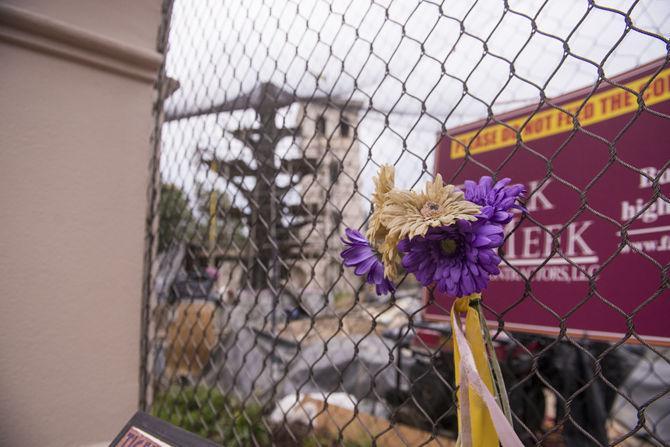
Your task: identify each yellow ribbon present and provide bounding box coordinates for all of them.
[452,293,499,447]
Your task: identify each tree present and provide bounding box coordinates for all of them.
[157,183,194,253]
[193,183,246,252]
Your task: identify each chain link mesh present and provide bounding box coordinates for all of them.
[142,1,670,445]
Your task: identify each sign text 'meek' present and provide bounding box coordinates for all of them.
[430,61,670,345]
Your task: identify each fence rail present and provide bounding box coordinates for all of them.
[142,1,670,446]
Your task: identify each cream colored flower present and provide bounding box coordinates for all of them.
[381,174,481,242]
[363,165,402,281]
[380,238,400,280]
[366,164,395,243]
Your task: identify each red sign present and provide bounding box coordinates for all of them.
[114,427,172,447]
[429,59,670,345]
[110,412,219,447]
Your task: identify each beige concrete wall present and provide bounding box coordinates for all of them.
[0,2,161,446]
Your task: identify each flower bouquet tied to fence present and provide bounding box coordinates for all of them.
[341,165,527,447]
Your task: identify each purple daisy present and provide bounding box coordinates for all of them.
[399,219,503,297]
[464,176,526,225]
[341,228,395,295]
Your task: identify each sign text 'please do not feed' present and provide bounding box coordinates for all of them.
[428,60,670,346]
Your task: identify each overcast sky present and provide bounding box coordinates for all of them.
[160,0,670,212]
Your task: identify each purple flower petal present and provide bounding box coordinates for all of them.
[344,228,368,243]
[464,175,526,225]
[368,262,384,285]
[354,255,377,275]
[341,246,374,265]
[340,228,395,296]
[400,216,505,297]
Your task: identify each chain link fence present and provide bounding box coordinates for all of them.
[141,1,670,445]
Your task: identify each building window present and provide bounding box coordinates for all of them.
[329,161,340,183]
[339,118,350,137]
[316,116,326,135]
[331,210,342,228]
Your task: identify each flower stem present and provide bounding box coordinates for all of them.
[476,302,514,425]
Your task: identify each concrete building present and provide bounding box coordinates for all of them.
[289,100,366,305]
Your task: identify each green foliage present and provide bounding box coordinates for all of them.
[193,182,246,248]
[157,183,195,253]
[221,404,270,446]
[152,386,269,446]
[302,435,372,447]
[152,386,374,447]
[157,183,245,254]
